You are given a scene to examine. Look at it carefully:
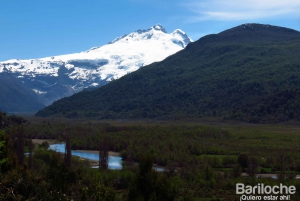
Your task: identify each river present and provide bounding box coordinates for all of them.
[49,143,122,170]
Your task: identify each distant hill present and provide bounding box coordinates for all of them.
[0,74,45,113]
[36,23,300,123]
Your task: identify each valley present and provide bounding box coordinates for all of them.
[1,114,300,200]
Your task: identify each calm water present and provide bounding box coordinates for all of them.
[49,143,122,170]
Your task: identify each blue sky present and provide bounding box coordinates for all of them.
[1,0,299,61]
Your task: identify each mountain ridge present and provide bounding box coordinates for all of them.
[35,23,300,123]
[0,24,192,111]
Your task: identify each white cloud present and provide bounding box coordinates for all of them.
[184,0,300,22]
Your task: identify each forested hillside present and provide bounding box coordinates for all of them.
[0,74,45,113]
[231,88,300,123]
[36,24,300,123]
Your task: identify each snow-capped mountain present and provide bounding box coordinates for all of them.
[0,24,192,106]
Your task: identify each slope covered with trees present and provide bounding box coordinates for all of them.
[36,24,300,122]
[0,74,45,113]
[231,88,300,123]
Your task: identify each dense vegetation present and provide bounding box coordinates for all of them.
[36,24,300,123]
[0,111,28,129]
[0,74,45,113]
[1,113,300,200]
[232,88,300,123]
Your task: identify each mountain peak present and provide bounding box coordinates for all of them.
[208,23,300,44]
[108,24,167,44]
[220,23,300,36]
[151,24,167,33]
[107,24,190,45]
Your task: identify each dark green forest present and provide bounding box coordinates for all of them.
[231,88,300,123]
[36,24,300,123]
[1,112,300,200]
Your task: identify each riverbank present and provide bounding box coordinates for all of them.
[73,152,120,167]
[75,149,121,157]
[48,143,123,169]
[32,139,121,157]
